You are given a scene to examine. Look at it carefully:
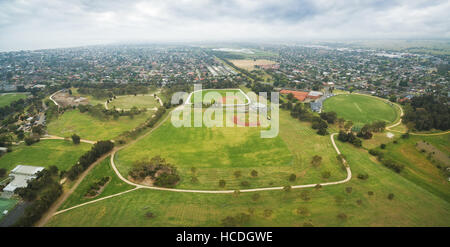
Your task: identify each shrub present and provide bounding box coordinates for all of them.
[0,168,6,178]
[240,181,250,187]
[263,209,273,217]
[297,207,309,216]
[382,159,404,173]
[288,174,296,182]
[250,170,258,177]
[337,213,347,220]
[369,149,380,156]
[345,187,353,193]
[357,173,369,180]
[388,193,395,200]
[219,179,226,188]
[251,193,260,201]
[300,191,310,201]
[221,213,250,227]
[283,185,291,192]
[321,171,331,179]
[234,170,241,178]
[190,176,199,184]
[368,191,374,196]
[71,134,80,144]
[380,144,386,149]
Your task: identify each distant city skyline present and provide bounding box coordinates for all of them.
[1,0,449,51]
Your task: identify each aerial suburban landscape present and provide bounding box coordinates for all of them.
[0,0,449,229]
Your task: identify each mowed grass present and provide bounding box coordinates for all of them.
[0,140,91,172]
[59,157,135,210]
[190,89,248,104]
[323,94,398,127]
[114,109,346,190]
[47,109,152,141]
[0,93,28,107]
[47,140,450,226]
[108,94,159,110]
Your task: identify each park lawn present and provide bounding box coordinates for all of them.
[46,140,450,226]
[108,94,159,110]
[0,93,28,107]
[59,157,135,210]
[190,89,248,104]
[47,109,152,141]
[374,134,450,202]
[322,94,398,128]
[0,140,91,172]
[114,108,346,190]
[362,132,397,150]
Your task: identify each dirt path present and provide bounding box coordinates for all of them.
[41,135,96,144]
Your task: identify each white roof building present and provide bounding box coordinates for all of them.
[2,165,44,194]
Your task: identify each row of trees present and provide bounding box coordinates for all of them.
[14,168,62,226]
[75,83,150,99]
[66,140,114,180]
[403,94,449,131]
[337,131,362,147]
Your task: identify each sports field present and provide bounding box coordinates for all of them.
[47,109,153,141]
[0,93,28,107]
[0,198,17,220]
[229,59,277,70]
[0,139,91,172]
[114,109,346,190]
[322,94,398,127]
[108,94,159,110]
[189,89,249,104]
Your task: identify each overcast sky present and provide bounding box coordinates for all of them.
[1,0,449,51]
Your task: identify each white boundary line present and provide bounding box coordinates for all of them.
[184,88,251,107]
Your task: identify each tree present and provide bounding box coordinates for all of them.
[219,179,226,188]
[250,170,258,177]
[289,174,296,182]
[311,155,322,167]
[71,134,80,144]
[0,168,6,177]
[344,121,353,131]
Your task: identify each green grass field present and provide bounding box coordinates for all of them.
[108,94,159,110]
[372,134,450,202]
[0,140,91,172]
[47,137,450,226]
[47,109,152,141]
[0,198,17,220]
[0,93,28,107]
[190,89,249,104]
[323,94,398,127]
[114,109,346,190]
[59,157,135,210]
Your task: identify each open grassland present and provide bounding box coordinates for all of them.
[190,89,248,104]
[373,134,450,202]
[229,59,277,71]
[0,140,91,172]
[59,158,135,210]
[108,94,159,110]
[47,139,450,226]
[0,93,28,107]
[114,109,346,190]
[323,94,398,127]
[47,109,152,141]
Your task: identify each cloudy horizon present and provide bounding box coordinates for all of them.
[1,0,449,51]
